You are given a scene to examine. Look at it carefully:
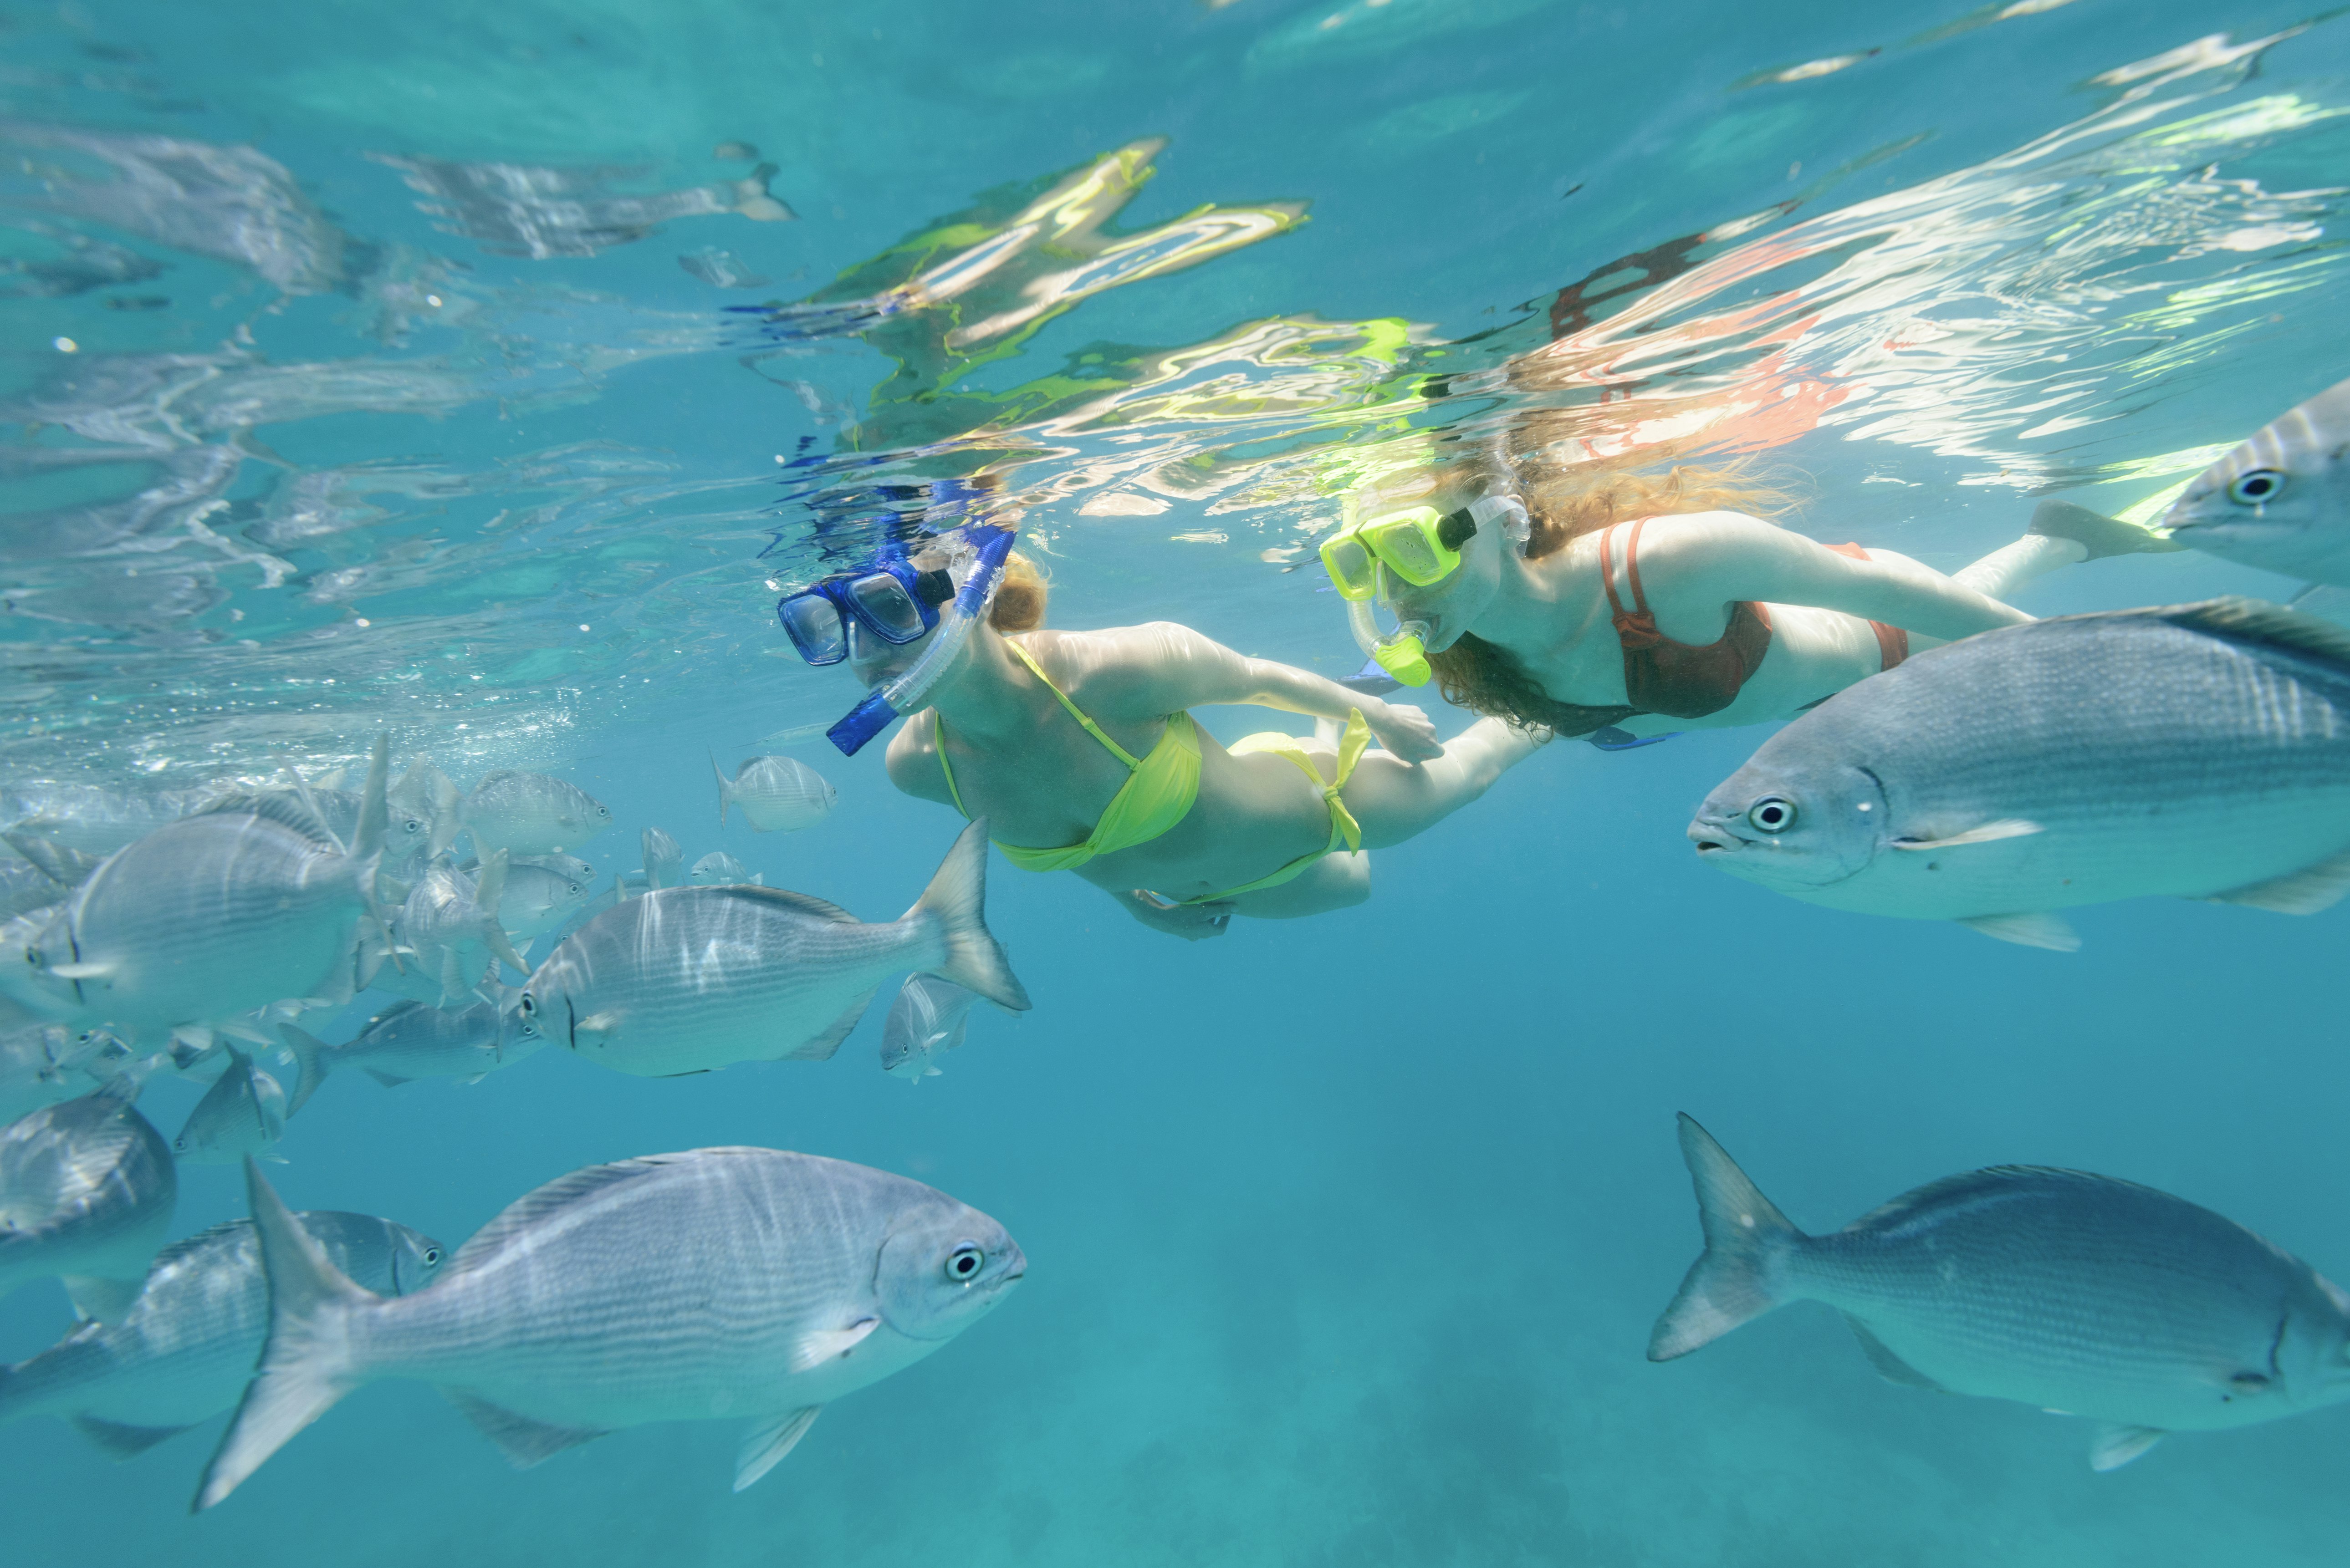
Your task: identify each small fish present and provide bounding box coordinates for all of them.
[713,753,835,833]
[879,975,979,1084]
[489,859,593,944]
[379,855,528,1008]
[642,827,682,891]
[18,741,392,1037]
[462,771,610,857]
[690,850,755,886]
[2165,374,2350,586]
[0,1083,177,1324]
[173,1047,286,1165]
[387,757,463,862]
[512,851,595,884]
[195,1146,1022,1507]
[517,821,1029,1077]
[1689,599,2350,949]
[0,1211,442,1457]
[279,998,534,1114]
[1651,1115,2350,1470]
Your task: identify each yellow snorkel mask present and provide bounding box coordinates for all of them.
[1321,496,1529,686]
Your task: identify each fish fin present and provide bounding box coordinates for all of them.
[787,991,875,1061]
[908,819,1031,1012]
[720,885,858,923]
[442,1157,677,1274]
[751,873,765,886]
[44,962,115,980]
[789,1317,879,1373]
[472,849,509,920]
[729,164,798,224]
[1891,819,2043,851]
[2288,584,2350,627]
[457,1073,487,1085]
[735,1406,821,1492]
[2027,499,2182,560]
[2154,596,2350,670]
[574,1011,621,1045]
[352,733,389,861]
[60,1273,144,1325]
[485,919,529,977]
[2203,846,2350,915]
[363,1069,411,1088]
[278,1024,330,1116]
[1648,1114,1803,1361]
[1956,912,2081,952]
[2,832,102,886]
[192,1159,378,1511]
[71,1414,196,1459]
[1842,1316,1945,1390]
[215,1015,276,1047]
[712,750,731,826]
[2089,1425,2166,1472]
[443,1388,612,1469]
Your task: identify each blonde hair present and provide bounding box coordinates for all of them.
[988,550,1048,632]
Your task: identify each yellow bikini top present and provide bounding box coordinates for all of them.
[935,638,1202,872]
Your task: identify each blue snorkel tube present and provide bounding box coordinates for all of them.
[826,523,1018,756]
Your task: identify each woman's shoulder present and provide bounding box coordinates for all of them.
[883,711,952,803]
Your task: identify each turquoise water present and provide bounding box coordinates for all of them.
[9,0,2350,1561]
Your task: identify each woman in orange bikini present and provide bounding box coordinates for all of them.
[1335,461,2165,739]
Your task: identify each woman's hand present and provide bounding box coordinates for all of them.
[1366,702,1444,762]
[1122,888,1232,941]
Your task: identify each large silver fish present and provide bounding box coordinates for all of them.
[516,821,1028,1077]
[2164,375,2350,586]
[461,770,610,857]
[172,1046,286,1165]
[1651,1115,2350,1470]
[713,753,835,833]
[16,742,391,1036]
[194,1146,1022,1508]
[0,1210,443,1457]
[0,1084,176,1323]
[279,998,534,1115]
[1688,599,2350,951]
[879,974,979,1084]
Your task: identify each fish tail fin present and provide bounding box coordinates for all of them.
[906,819,1030,1013]
[1648,1114,1803,1362]
[470,851,528,973]
[730,164,797,223]
[193,1159,378,1512]
[278,1024,330,1117]
[352,733,390,860]
[711,751,731,826]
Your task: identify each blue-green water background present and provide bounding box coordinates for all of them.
[8,0,2350,1561]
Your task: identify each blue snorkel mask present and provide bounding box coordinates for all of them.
[777,548,957,665]
[821,522,1019,756]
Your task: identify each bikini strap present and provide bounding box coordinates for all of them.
[933,710,971,819]
[1599,519,1653,619]
[1004,638,1145,772]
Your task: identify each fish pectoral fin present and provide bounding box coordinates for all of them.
[1956,912,2081,952]
[1891,819,2043,851]
[2088,1424,2166,1472]
[1841,1316,1946,1392]
[60,1273,144,1325]
[735,1406,822,1493]
[785,989,878,1063]
[70,1414,197,1459]
[363,1069,412,1088]
[2203,846,2350,915]
[573,1011,621,1044]
[442,1389,612,1470]
[43,962,115,980]
[789,1317,880,1373]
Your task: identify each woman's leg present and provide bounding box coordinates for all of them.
[1224,850,1371,919]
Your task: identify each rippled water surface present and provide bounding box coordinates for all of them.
[8,1,2350,1563]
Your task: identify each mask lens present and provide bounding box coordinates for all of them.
[1368,510,1451,586]
[778,593,848,665]
[847,572,930,642]
[1321,535,1379,601]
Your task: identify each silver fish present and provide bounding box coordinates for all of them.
[689,850,754,886]
[495,860,593,943]
[512,850,595,885]
[2164,375,2350,586]
[0,1084,176,1324]
[375,155,794,260]
[0,833,101,916]
[0,1211,442,1457]
[713,753,835,833]
[462,770,610,857]
[517,821,1028,1077]
[195,1146,1020,1507]
[388,758,463,860]
[19,746,391,1038]
[0,1023,130,1124]
[173,1047,286,1166]
[1651,1115,2350,1471]
[879,975,979,1084]
[380,854,527,1008]
[279,999,533,1114]
[642,826,682,891]
[1688,599,2350,951]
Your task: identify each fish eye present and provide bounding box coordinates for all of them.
[1747,798,1798,834]
[945,1243,986,1282]
[518,993,536,1015]
[2229,469,2286,505]
[422,1246,441,1266]
[173,1135,187,1151]
[403,817,424,835]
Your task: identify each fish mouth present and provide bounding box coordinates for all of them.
[1687,818,1752,855]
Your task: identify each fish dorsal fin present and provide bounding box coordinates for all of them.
[1843,1166,2142,1235]
[1956,911,2080,952]
[1843,1315,1946,1391]
[443,1156,682,1275]
[735,1406,822,1492]
[442,1389,611,1468]
[3,833,102,886]
[710,884,859,924]
[2203,845,2350,915]
[2149,596,2350,670]
[145,1218,257,1273]
[2089,1424,2166,1472]
[193,791,342,848]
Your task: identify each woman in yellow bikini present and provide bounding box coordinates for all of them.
[797,548,1542,940]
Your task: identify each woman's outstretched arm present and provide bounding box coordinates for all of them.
[1084,621,1444,760]
[1636,512,2035,641]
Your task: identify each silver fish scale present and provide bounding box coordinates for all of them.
[0,1212,438,1431]
[363,1150,964,1429]
[1793,1167,2341,1431]
[0,1091,175,1293]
